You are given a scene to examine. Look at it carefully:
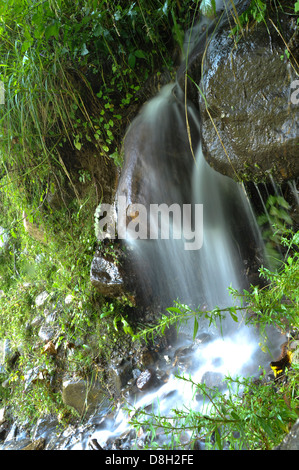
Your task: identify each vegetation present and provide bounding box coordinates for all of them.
[129,226,299,450]
[0,0,298,450]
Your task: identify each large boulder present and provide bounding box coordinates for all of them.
[194,14,299,183]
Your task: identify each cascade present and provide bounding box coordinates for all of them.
[86,84,284,450]
[82,2,286,450]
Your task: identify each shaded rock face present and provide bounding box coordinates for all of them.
[115,85,202,306]
[197,16,299,183]
[90,250,123,296]
[117,85,200,213]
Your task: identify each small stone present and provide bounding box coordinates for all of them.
[0,408,6,425]
[136,369,155,391]
[35,291,49,307]
[201,371,224,388]
[38,325,56,342]
[31,315,44,328]
[65,294,74,305]
[21,438,45,450]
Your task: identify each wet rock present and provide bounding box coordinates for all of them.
[109,360,133,395]
[21,438,45,450]
[136,369,156,391]
[138,348,157,368]
[1,438,33,450]
[201,371,224,388]
[62,377,105,416]
[90,252,123,296]
[0,408,5,425]
[88,437,104,450]
[197,15,299,183]
[31,416,61,444]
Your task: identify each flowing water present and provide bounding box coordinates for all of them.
[73,83,284,450]
[69,2,285,449]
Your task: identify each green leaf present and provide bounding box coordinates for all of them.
[45,22,60,41]
[214,427,223,450]
[167,307,182,314]
[128,53,136,69]
[135,49,146,59]
[229,308,239,322]
[193,317,199,341]
[74,140,82,150]
[21,39,33,54]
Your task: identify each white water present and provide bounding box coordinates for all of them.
[81,84,285,450]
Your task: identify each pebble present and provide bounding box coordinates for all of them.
[136,369,155,391]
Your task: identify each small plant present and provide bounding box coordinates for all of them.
[129,227,299,450]
[129,370,297,450]
[257,194,292,266]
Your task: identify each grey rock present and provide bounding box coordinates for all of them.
[275,419,299,450]
[109,360,133,395]
[90,252,123,296]
[1,438,33,450]
[35,291,49,307]
[197,16,299,183]
[38,324,56,342]
[62,377,105,416]
[31,315,44,328]
[136,369,156,391]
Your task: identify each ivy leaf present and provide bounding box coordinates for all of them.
[74,140,82,150]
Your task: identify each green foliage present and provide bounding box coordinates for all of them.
[130,372,297,450]
[0,0,200,426]
[133,300,241,344]
[231,0,299,35]
[199,0,217,17]
[238,229,299,334]
[257,194,292,267]
[130,227,299,450]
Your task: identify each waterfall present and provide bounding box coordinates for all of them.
[115,81,284,406]
[88,4,286,450]
[88,83,284,450]
[121,83,263,321]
